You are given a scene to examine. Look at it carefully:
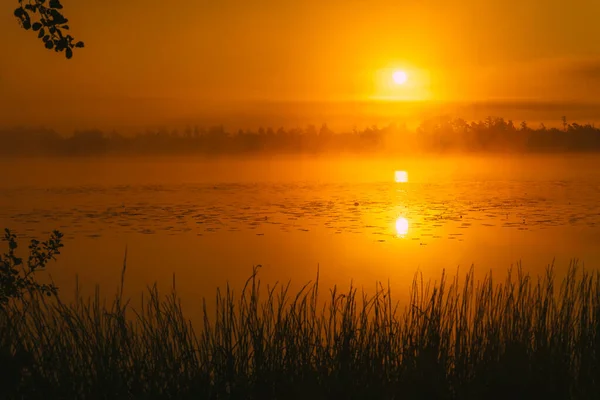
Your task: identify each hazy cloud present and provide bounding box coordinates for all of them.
[565,58,600,82]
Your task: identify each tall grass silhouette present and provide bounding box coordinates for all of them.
[1,254,598,399]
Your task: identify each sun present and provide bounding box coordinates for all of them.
[395,217,409,237]
[392,70,407,85]
[395,170,408,183]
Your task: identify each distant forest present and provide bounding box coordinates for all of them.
[2,116,600,156]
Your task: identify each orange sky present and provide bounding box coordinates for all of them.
[1,0,600,129]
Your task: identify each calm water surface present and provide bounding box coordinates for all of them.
[1,155,599,312]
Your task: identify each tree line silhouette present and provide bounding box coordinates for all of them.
[2,116,600,156]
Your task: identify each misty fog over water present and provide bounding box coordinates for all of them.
[1,155,598,313]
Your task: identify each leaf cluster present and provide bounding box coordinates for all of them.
[14,0,83,59]
[0,229,63,308]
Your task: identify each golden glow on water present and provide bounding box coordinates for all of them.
[393,70,408,85]
[395,217,409,237]
[395,170,408,183]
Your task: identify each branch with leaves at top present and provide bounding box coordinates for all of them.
[14,0,84,59]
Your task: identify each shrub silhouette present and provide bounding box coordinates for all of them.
[0,228,63,307]
[0,229,63,396]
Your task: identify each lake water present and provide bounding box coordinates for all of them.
[1,155,599,315]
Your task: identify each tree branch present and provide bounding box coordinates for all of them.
[14,0,84,59]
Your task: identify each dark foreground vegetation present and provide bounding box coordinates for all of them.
[3,116,600,156]
[1,231,599,399]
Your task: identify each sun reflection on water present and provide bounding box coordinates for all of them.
[395,217,409,237]
[395,171,408,183]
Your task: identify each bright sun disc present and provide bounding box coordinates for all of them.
[395,217,409,237]
[392,70,407,85]
[395,170,408,183]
